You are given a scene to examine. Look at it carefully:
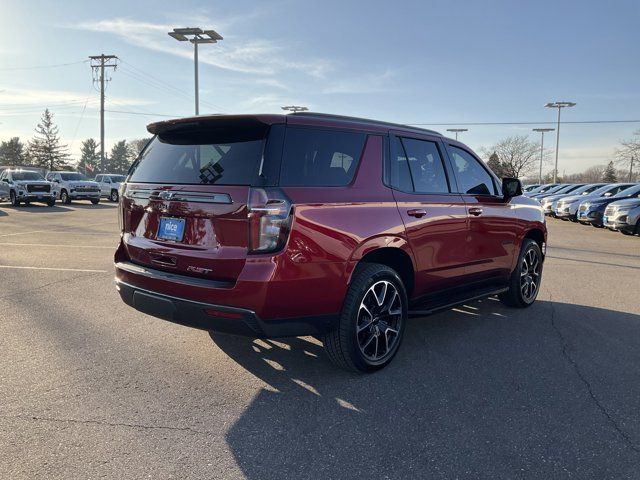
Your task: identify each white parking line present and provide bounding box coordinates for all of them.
[0,231,114,237]
[0,243,114,249]
[0,265,107,273]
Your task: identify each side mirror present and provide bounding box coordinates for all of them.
[502,177,522,200]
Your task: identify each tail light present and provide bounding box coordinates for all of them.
[248,187,293,254]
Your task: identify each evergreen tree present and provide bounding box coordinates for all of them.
[0,137,27,165]
[603,161,617,182]
[77,138,101,176]
[486,151,505,177]
[106,140,133,174]
[28,109,70,171]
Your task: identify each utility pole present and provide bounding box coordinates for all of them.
[630,156,635,182]
[89,54,118,173]
[532,128,554,185]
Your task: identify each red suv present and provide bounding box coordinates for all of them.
[115,113,546,372]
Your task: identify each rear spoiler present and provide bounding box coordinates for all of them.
[147,114,285,135]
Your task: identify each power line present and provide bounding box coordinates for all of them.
[105,109,177,117]
[118,58,227,112]
[0,60,88,71]
[407,119,640,126]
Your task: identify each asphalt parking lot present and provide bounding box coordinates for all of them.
[0,202,639,479]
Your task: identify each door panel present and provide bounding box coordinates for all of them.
[445,144,517,281]
[394,191,469,296]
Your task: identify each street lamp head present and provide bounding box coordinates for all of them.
[169,27,223,43]
[545,101,576,108]
[282,105,309,113]
[446,128,468,133]
[532,128,555,132]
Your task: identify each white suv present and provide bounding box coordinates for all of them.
[0,169,56,206]
[94,174,125,202]
[46,171,101,204]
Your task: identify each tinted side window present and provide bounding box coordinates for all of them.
[449,146,497,195]
[400,138,449,193]
[279,128,366,187]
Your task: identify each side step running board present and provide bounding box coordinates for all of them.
[408,286,509,317]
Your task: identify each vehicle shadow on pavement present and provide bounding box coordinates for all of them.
[7,204,73,213]
[210,299,640,479]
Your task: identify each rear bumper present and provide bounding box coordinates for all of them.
[116,278,337,338]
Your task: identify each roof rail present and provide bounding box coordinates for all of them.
[290,111,442,136]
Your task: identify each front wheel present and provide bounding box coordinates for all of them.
[109,189,119,202]
[322,263,407,373]
[499,239,543,308]
[60,190,71,204]
[90,198,100,205]
[9,190,19,207]
[47,198,55,207]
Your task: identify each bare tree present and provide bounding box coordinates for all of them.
[481,135,547,179]
[614,130,639,181]
[581,165,606,183]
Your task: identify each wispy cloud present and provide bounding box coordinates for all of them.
[0,87,150,108]
[75,18,333,78]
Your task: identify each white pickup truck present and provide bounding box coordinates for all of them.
[94,174,125,202]
[46,171,101,204]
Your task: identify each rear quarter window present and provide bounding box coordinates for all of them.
[278,127,366,187]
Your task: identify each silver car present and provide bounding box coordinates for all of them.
[46,171,101,204]
[554,183,635,221]
[603,198,640,235]
[0,169,56,207]
[94,174,125,202]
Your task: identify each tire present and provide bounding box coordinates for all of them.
[109,189,119,202]
[569,214,578,222]
[47,198,55,207]
[322,263,408,373]
[9,190,19,207]
[499,238,543,308]
[620,229,633,236]
[591,223,603,228]
[90,198,100,205]
[61,190,71,204]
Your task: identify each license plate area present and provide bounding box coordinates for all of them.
[158,217,186,242]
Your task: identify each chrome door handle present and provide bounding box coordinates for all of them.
[468,207,483,216]
[407,209,427,218]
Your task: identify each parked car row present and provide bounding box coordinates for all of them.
[0,168,125,206]
[526,181,640,236]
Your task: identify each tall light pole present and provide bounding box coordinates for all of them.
[169,28,223,115]
[282,105,309,113]
[532,128,555,185]
[544,101,576,183]
[446,128,468,141]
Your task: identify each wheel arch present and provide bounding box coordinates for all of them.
[523,228,546,255]
[348,238,416,298]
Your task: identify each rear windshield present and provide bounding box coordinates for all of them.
[128,122,269,185]
[12,171,44,181]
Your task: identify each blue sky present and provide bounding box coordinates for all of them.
[1,0,638,174]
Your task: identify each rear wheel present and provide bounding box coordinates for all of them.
[499,239,543,308]
[9,190,19,207]
[323,263,407,373]
[110,189,119,202]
